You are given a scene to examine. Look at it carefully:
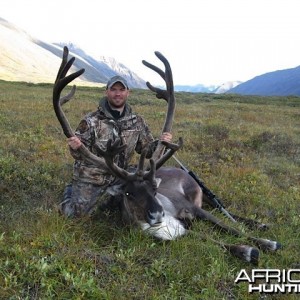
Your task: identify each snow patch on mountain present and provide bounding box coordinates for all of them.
[214,81,242,94]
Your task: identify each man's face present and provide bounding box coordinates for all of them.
[106,82,129,109]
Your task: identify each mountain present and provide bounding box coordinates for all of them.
[2,17,300,95]
[227,66,300,96]
[0,17,146,88]
[0,17,63,84]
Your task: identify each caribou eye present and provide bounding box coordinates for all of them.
[125,192,130,197]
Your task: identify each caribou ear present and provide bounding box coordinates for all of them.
[155,178,162,188]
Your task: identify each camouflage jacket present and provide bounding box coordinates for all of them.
[70,97,157,185]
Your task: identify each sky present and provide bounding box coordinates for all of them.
[2,0,300,86]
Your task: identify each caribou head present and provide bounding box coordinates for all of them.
[94,137,183,230]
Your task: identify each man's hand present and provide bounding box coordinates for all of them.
[67,136,82,150]
[160,132,172,143]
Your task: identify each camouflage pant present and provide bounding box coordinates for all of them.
[60,181,107,217]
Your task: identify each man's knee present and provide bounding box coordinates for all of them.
[63,183,73,200]
[60,181,104,217]
[59,183,75,217]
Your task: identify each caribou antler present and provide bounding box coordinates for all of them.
[142,52,176,162]
[94,139,131,180]
[155,137,183,170]
[94,137,183,184]
[53,46,109,171]
[53,46,85,137]
[94,138,157,184]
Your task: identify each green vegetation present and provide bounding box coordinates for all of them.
[0,80,299,299]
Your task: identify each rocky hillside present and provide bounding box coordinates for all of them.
[0,17,146,88]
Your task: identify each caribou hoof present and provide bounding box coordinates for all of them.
[225,244,259,265]
[255,238,282,251]
[248,247,260,265]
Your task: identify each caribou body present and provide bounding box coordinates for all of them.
[53,47,281,264]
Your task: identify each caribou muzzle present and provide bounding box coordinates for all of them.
[147,208,165,226]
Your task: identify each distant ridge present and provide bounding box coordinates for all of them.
[228,66,300,96]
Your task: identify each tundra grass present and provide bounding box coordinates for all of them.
[0,80,299,299]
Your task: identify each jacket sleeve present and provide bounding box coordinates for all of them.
[69,118,93,160]
[135,116,158,158]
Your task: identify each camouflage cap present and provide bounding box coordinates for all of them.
[106,75,129,89]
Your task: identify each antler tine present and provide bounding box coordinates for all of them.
[142,51,172,102]
[135,147,149,178]
[53,46,85,138]
[155,137,183,170]
[143,158,157,186]
[55,48,83,89]
[95,139,154,182]
[154,51,174,93]
[96,139,159,183]
[60,85,76,105]
[56,52,79,105]
[142,51,176,162]
[144,82,169,102]
[53,46,112,173]
[54,46,69,84]
[94,139,141,181]
[142,59,165,79]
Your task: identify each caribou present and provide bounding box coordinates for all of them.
[53,46,281,264]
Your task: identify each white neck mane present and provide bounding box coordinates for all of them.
[139,214,186,240]
[139,192,187,240]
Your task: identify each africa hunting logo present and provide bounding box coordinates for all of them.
[235,269,300,294]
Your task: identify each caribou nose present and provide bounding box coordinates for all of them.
[147,210,164,226]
